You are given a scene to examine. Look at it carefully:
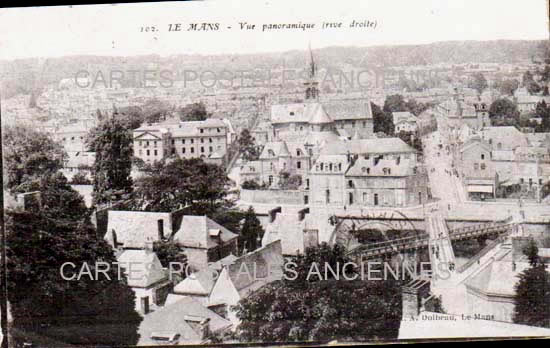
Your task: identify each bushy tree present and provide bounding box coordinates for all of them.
[178,102,210,121]
[87,115,134,205]
[153,240,188,270]
[489,99,520,126]
[499,79,520,96]
[234,243,403,342]
[3,125,65,192]
[372,102,394,135]
[513,240,550,328]
[131,158,230,215]
[468,72,488,95]
[16,172,89,221]
[4,177,142,346]
[238,129,260,161]
[239,206,264,253]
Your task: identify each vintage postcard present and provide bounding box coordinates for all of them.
[1,0,550,346]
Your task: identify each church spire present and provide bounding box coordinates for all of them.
[308,42,316,79]
[305,43,319,101]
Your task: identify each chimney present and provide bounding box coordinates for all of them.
[157,219,164,240]
[111,229,118,248]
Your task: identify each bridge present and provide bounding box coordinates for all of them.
[340,220,517,261]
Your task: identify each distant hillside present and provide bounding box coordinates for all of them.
[1,40,547,99]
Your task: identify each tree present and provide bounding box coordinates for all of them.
[17,172,89,222]
[488,99,520,126]
[372,102,394,135]
[233,243,403,342]
[3,125,65,192]
[178,102,210,121]
[88,115,134,205]
[513,240,550,328]
[278,173,302,190]
[241,180,262,190]
[131,158,230,215]
[523,71,542,95]
[383,94,408,114]
[238,129,260,161]
[468,72,488,95]
[499,79,520,96]
[70,171,92,185]
[153,240,188,272]
[4,178,142,345]
[239,206,264,253]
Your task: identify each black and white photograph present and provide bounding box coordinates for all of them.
[0,0,549,346]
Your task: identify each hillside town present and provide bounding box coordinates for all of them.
[3,40,550,346]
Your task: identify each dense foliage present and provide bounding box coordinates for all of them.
[87,115,134,205]
[513,240,550,328]
[3,125,65,192]
[234,243,403,342]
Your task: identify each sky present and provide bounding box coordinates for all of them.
[0,0,548,60]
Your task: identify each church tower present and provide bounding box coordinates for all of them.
[304,45,320,101]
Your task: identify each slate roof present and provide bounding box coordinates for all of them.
[270,99,372,124]
[259,141,290,159]
[117,249,167,288]
[479,126,529,150]
[172,216,238,249]
[173,254,238,296]
[346,156,415,177]
[137,297,232,345]
[223,240,284,298]
[105,210,174,249]
[320,138,416,156]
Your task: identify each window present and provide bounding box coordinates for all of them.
[182,139,186,144]
[480,163,486,170]
[201,138,204,143]
[154,150,158,156]
[367,168,370,174]
[182,148,186,154]
[329,163,333,171]
[348,180,354,188]
[191,139,194,144]
[338,163,342,171]
[474,163,479,170]
[297,149,302,156]
[520,178,524,184]
[297,161,301,169]
[171,148,175,155]
[146,141,150,146]
[269,175,273,185]
[217,128,220,132]
[209,138,213,143]
[171,139,175,145]
[209,146,213,152]
[191,148,194,153]
[320,163,324,171]
[201,147,204,153]
[200,129,204,134]
[154,141,158,147]
[363,121,366,128]
[146,150,150,156]
[325,189,330,204]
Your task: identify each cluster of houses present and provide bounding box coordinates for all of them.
[100,208,284,345]
[239,55,430,208]
[456,125,550,200]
